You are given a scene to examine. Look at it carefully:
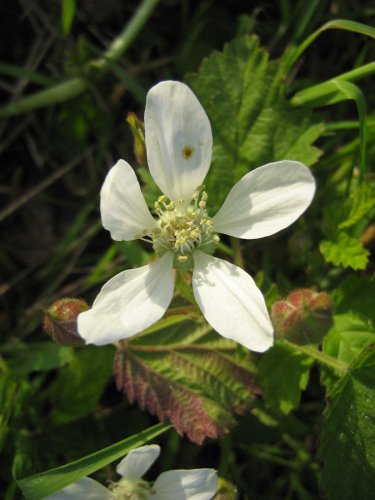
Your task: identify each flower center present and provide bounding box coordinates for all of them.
[151,186,219,267]
[110,478,151,500]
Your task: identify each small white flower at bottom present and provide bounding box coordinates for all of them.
[43,445,218,500]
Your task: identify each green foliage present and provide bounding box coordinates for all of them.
[188,36,323,212]
[0,374,31,453]
[61,0,76,35]
[115,323,259,444]
[258,341,314,414]
[4,342,73,375]
[1,2,375,499]
[324,313,375,364]
[49,346,115,423]
[17,423,170,500]
[333,275,375,320]
[320,234,369,270]
[320,347,375,500]
[324,276,375,365]
[320,185,374,269]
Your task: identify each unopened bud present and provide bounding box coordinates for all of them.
[126,112,147,166]
[271,289,333,344]
[43,298,89,346]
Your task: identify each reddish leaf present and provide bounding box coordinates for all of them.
[114,326,260,444]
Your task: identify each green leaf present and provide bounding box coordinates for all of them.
[322,185,375,236]
[116,240,149,267]
[114,323,260,444]
[292,79,367,179]
[287,19,375,70]
[49,345,115,423]
[323,313,375,365]
[339,184,375,229]
[4,342,73,375]
[333,275,375,321]
[0,63,55,87]
[258,341,313,414]
[188,36,323,212]
[17,423,170,500]
[0,78,88,117]
[61,0,76,35]
[320,233,369,270]
[320,347,375,500]
[0,373,30,452]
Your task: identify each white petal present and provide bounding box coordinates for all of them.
[213,160,315,239]
[100,159,157,241]
[145,81,212,202]
[43,477,110,500]
[192,252,273,352]
[151,469,218,500]
[116,445,160,479]
[77,253,174,345]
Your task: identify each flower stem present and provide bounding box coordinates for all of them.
[284,340,348,374]
[230,237,244,268]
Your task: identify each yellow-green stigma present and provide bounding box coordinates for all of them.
[151,186,219,267]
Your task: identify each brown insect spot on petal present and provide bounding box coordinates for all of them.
[182,145,195,160]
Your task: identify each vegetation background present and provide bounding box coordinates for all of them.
[0,1,374,499]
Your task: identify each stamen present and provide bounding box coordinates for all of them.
[151,185,219,260]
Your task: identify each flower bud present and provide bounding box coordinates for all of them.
[271,289,333,344]
[126,112,147,166]
[43,298,89,346]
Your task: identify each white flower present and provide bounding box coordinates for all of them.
[44,445,218,500]
[77,81,315,352]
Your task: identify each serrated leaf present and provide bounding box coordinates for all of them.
[323,313,375,365]
[114,324,259,444]
[49,345,115,423]
[188,36,323,212]
[322,185,375,236]
[320,233,369,270]
[258,341,313,414]
[320,347,375,500]
[339,184,375,229]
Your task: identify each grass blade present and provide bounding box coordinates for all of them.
[17,423,171,500]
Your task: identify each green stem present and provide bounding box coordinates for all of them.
[219,433,232,477]
[230,237,244,268]
[92,0,160,69]
[165,305,200,317]
[0,0,160,117]
[285,341,348,374]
